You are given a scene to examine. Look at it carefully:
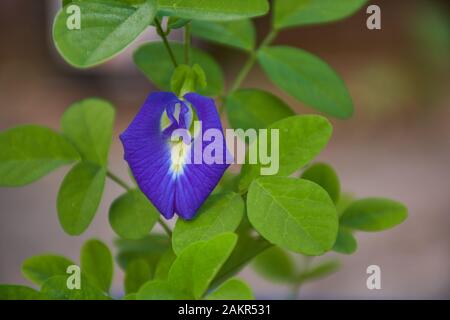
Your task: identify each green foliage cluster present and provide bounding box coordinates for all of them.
[0,0,407,300]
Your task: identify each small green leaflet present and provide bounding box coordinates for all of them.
[274,0,369,30]
[41,276,111,300]
[333,227,357,254]
[247,177,338,255]
[258,46,353,119]
[252,247,296,283]
[226,89,294,131]
[206,278,254,300]
[61,98,115,167]
[138,233,237,300]
[0,285,46,300]
[157,0,269,21]
[340,198,408,231]
[80,239,113,293]
[125,259,152,294]
[301,163,341,203]
[239,115,332,191]
[172,192,244,255]
[0,125,79,187]
[109,189,159,240]
[54,0,157,68]
[21,255,75,286]
[191,19,256,51]
[57,162,106,235]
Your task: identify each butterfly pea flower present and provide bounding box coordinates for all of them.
[120,92,229,220]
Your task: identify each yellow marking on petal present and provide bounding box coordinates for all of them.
[170,140,190,177]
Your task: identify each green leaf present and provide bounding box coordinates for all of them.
[134,42,224,96]
[336,193,354,217]
[41,276,111,300]
[239,115,333,191]
[274,0,369,30]
[258,46,353,119]
[57,162,106,235]
[168,16,191,29]
[298,260,340,283]
[206,278,254,300]
[80,239,113,293]
[137,280,192,300]
[123,293,137,300]
[61,98,115,166]
[252,247,296,283]
[172,192,244,255]
[247,177,338,255]
[154,247,176,280]
[53,0,157,68]
[115,234,169,270]
[21,255,75,286]
[168,233,237,299]
[0,125,79,187]
[333,227,357,254]
[226,89,294,131]
[109,189,159,240]
[157,0,269,21]
[0,285,46,300]
[191,19,255,51]
[125,259,152,294]
[301,163,340,203]
[212,218,271,287]
[340,198,408,231]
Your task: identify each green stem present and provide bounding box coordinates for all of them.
[228,29,278,95]
[155,18,178,68]
[229,53,257,93]
[106,170,172,237]
[291,256,314,300]
[184,22,191,65]
[158,218,172,236]
[107,171,131,191]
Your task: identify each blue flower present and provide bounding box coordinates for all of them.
[120,92,229,220]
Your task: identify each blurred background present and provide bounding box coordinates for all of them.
[0,0,449,299]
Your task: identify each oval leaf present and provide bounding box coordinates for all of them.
[206,278,254,300]
[137,280,192,300]
[0,285,46,300]
[172,192,244,255]
[41,276,111,300]
[252,246,296,283]
[125,259,152,294]
[57,162,106,235]
[332,227,357,254]
[134,42,224,96]
[109,189,159,240]
[61,98,115,166]
[80,239,113,293]
[0,125,79,186]
[340,198,408,231]
[239,115,332,191]
[158,0,269,21]
[274,0,369,29]
[191,19,255,51]
[168,233,237,299]
[21,254,75,286]
[53,0,157,68]
[258,46,353,119]
[247,177,338,255]
[226,89,294,131]
[301,162,340,203]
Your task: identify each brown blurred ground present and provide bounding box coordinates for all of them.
[0,0,449,299]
